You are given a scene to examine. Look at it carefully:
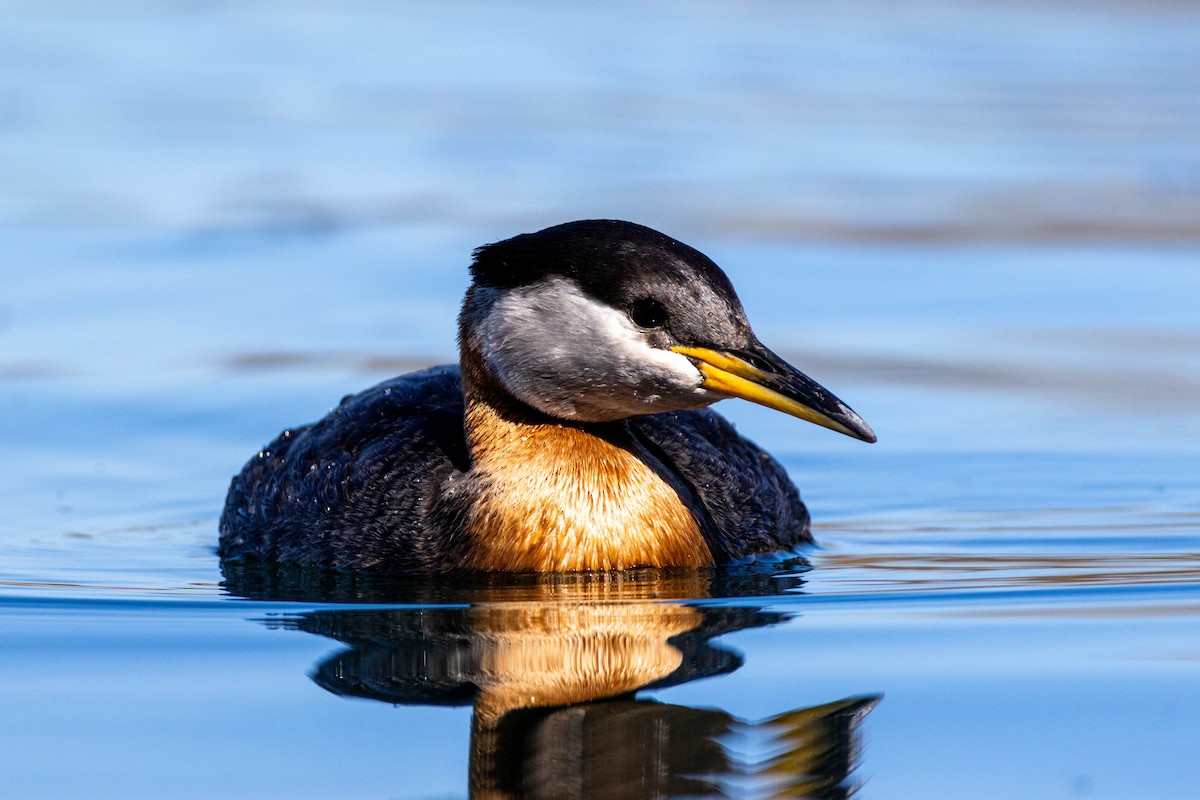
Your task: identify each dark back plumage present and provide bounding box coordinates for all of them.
[219,366,809,572]
[220,367,467,571]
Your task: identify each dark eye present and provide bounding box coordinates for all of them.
[629,298,669,329]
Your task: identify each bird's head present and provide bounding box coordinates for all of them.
[459,219,875,443]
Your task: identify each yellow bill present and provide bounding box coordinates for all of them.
[671,344,876,443]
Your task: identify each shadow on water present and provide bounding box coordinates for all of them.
[222,558,881,799]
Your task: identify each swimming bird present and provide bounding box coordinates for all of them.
[219,220,874,573]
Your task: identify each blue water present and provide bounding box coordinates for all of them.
[3,2,1200,798]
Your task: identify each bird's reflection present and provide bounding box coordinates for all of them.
[222,558,880,799]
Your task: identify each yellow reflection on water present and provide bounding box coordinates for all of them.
[227,562,880,799]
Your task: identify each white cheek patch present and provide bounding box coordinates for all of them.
[477,277,714,420]
[588,297,705,388]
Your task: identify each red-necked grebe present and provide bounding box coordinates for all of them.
[219,220,875,572]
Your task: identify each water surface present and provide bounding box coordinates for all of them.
[2,2,1199,798]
